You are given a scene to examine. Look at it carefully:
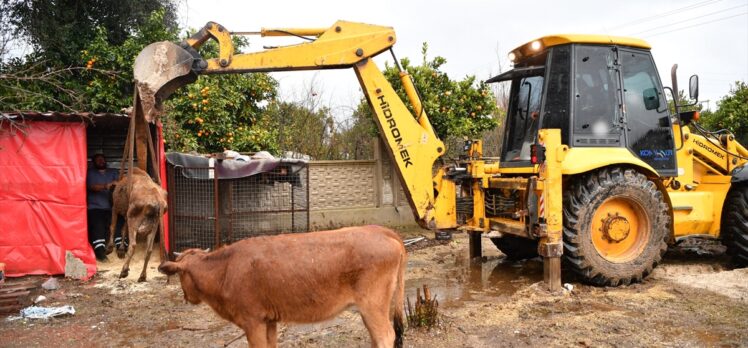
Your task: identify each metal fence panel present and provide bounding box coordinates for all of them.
[167,162,309,253]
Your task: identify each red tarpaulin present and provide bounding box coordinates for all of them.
[0,121,95,279]
[157,122,170,253]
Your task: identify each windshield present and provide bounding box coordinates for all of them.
[503,75,544,162]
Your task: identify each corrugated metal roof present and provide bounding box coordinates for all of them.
[0,111,130,122]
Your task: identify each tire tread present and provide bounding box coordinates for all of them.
[563,168,670,286]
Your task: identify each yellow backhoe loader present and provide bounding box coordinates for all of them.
[133,21,748,291]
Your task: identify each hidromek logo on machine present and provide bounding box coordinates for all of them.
[693,139,726,160]
[378,95,413,167]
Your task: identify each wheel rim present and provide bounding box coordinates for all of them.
[591,196,650,263]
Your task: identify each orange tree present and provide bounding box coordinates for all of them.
[163,53,278,154]
[355,43,498,141]
[699,81,748,144]
[79,11,177,111]
[80,11,280,154]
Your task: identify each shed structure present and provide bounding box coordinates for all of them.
[0,112,165,279]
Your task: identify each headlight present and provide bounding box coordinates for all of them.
[508,52,516,62]
[530,40,542,51]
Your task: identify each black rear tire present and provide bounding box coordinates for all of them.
[490,235,538,260]
[721,184,748,266]
[563,167,670,286]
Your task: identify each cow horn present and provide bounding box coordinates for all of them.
[203,248,210,252]
[173,251,183,257]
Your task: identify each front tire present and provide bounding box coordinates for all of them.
[563,167,670,286]
[721,184,748,266]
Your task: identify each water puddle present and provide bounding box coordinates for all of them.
[405,256,543,308]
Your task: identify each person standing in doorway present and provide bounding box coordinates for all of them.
[87,153,119,260]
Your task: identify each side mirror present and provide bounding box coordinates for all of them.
[643,87,660,110]
[689,74,699,101]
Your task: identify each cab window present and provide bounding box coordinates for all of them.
[503,75,544,162]
[621,49,676,174]
[573,45,620,136]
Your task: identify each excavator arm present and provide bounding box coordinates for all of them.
[133,21,456,229]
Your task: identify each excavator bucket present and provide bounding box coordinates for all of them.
[133,41,198,120]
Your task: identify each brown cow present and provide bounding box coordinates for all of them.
[158,225,406,348]
[107,167,167,282]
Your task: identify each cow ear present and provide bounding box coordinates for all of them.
[158,261,182,275]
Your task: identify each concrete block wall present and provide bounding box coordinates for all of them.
[309,161,377,210]
[308,138,417,230]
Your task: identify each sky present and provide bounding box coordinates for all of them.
[178,0,748,118]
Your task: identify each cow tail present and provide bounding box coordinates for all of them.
[392,248,405,348]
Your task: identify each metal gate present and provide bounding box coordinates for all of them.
[166,161,309,252]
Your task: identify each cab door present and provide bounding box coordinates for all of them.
[619,48,677,176]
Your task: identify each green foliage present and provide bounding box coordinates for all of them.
[80,16,281,154]
[262,101,339,159]
[0,9,178,112]
[335,103,379,159]
[7,0,177,65]
[0,54,80,111]
[164,73,278,154]
[359,43,498,140]
[699,81,748,144]
[1,6,281,155]
[160,32,279,154]
[80,11,179,111]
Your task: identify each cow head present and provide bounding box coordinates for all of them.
[158,248,210,304]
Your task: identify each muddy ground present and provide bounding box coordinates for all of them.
[2,229,747,347]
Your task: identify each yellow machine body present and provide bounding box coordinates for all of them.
[133,23,748,290]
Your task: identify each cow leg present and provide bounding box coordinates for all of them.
[106,210,118,255]
[137,223,158,282]
[243,320,268,348]
[116,220,128,259]
[266,321,278,348]
[358,298,396,348]
[119,219,138,279]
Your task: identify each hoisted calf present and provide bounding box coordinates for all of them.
[159,225,406,348]
[107,167,167,282]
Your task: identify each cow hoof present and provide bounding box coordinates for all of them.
[120,269,129,278]
[138,275,147,282]
[117,250,126,259]
[105,245,114,255]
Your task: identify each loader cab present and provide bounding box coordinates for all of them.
[488,35,677,176]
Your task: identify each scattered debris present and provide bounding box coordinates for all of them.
[406,284,439,330]
[564,283,574,292]
[33,296,47,304]
[0,280,38,314]
[41,277,60,290]
[222,150,250,162]
[64,251,88,280]
[6,305,75,320]
[403,237,426,246]
[224,332,247,347]
[251,151,275,160]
